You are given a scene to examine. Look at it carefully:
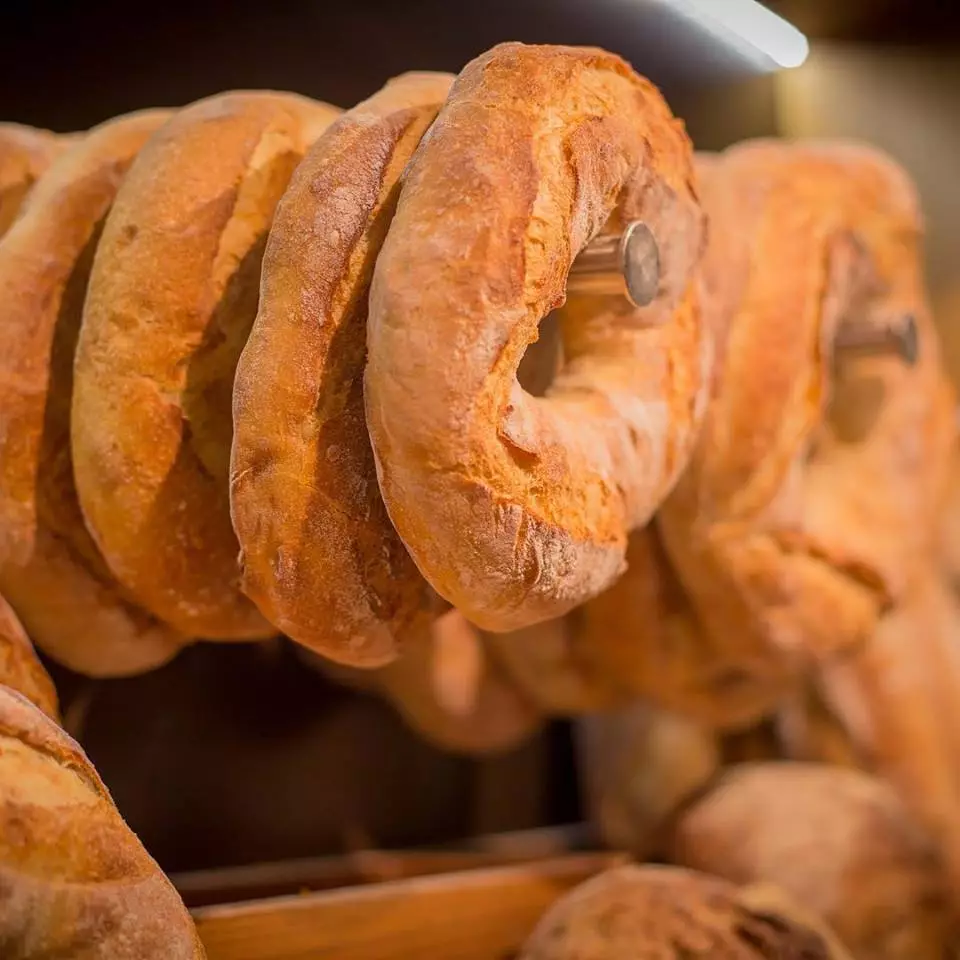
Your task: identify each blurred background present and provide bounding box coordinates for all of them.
[2,0,958,882]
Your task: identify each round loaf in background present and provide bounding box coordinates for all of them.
[519,863,851,959]
[666,763,953,960]
[0,109,187,678]
[72,91,339,640]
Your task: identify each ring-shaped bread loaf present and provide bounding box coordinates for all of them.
[72,92,339,639]
[0,590,58,719]
[0,111,188,677]
[658,141,960,900]
[373,609,543,755]
[366,42,709,632]
[230,73,454,665]
[660,141,955,674]
[486,526,792,727]
[0,123,73,237]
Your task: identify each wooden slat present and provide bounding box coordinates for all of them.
[173,823,596,908]
[193,853,619,960]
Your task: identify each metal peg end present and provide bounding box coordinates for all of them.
[835,313,919,367]
[567,219,661,308]
[620,221,660,307]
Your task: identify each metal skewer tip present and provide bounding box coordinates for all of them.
[567,220,661,309]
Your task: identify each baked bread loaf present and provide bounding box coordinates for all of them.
[817,570,960,904]
[0,123,73,237]
[661,140,954,682]
[231,72,453,666]
[366,42,710,632]
[0,590,57,719]
[487,526,790,726]
[658,139,960,902]
[940,442,960,592]
[73,92,339,639]
[0,110,187,677]
[372,608,543,754]
[667,763,952,960]
[0,685,205,957]
[519,863,851,959]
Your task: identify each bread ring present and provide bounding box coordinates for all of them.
[0,110,188,678]
[0,123,73,237]
[73,92,339,638]
[231,73,453,665]
[366,42,709,632]
[486,526,790,727]
[0,686,204,957]
[818,571,960,905]
[373,609,543,755]
[0,590,58,720]
[661,141,955,667]
[940,442,960,591]
[658,141,960,899]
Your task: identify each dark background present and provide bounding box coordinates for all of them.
[5,0,957,142]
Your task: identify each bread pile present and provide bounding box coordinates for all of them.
[2,39,959,958]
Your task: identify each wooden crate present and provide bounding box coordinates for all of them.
[192,851,619,960]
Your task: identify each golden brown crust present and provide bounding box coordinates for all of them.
[0,110,187,678]
[486,527,789,727]
[230,73,453,666]
[0,686,205,958]
[662,141,954,675]
[660,139,960,907]
[73,92,339,639]
[373,608,543,755]
[366,42,709,632]
[519,863,847,958]
[667,763,952,960]
[940,442,960,590]
[0,123,72,237]
[0,591,58,720]
[817,571,960,905]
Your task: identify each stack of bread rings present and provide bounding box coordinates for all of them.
[2,39,960,957]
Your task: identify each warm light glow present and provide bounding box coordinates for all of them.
[661,0,810,70]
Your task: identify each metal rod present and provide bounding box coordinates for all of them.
[835,313,918,366]
[567,220,661,308]
[569,220,919,368]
